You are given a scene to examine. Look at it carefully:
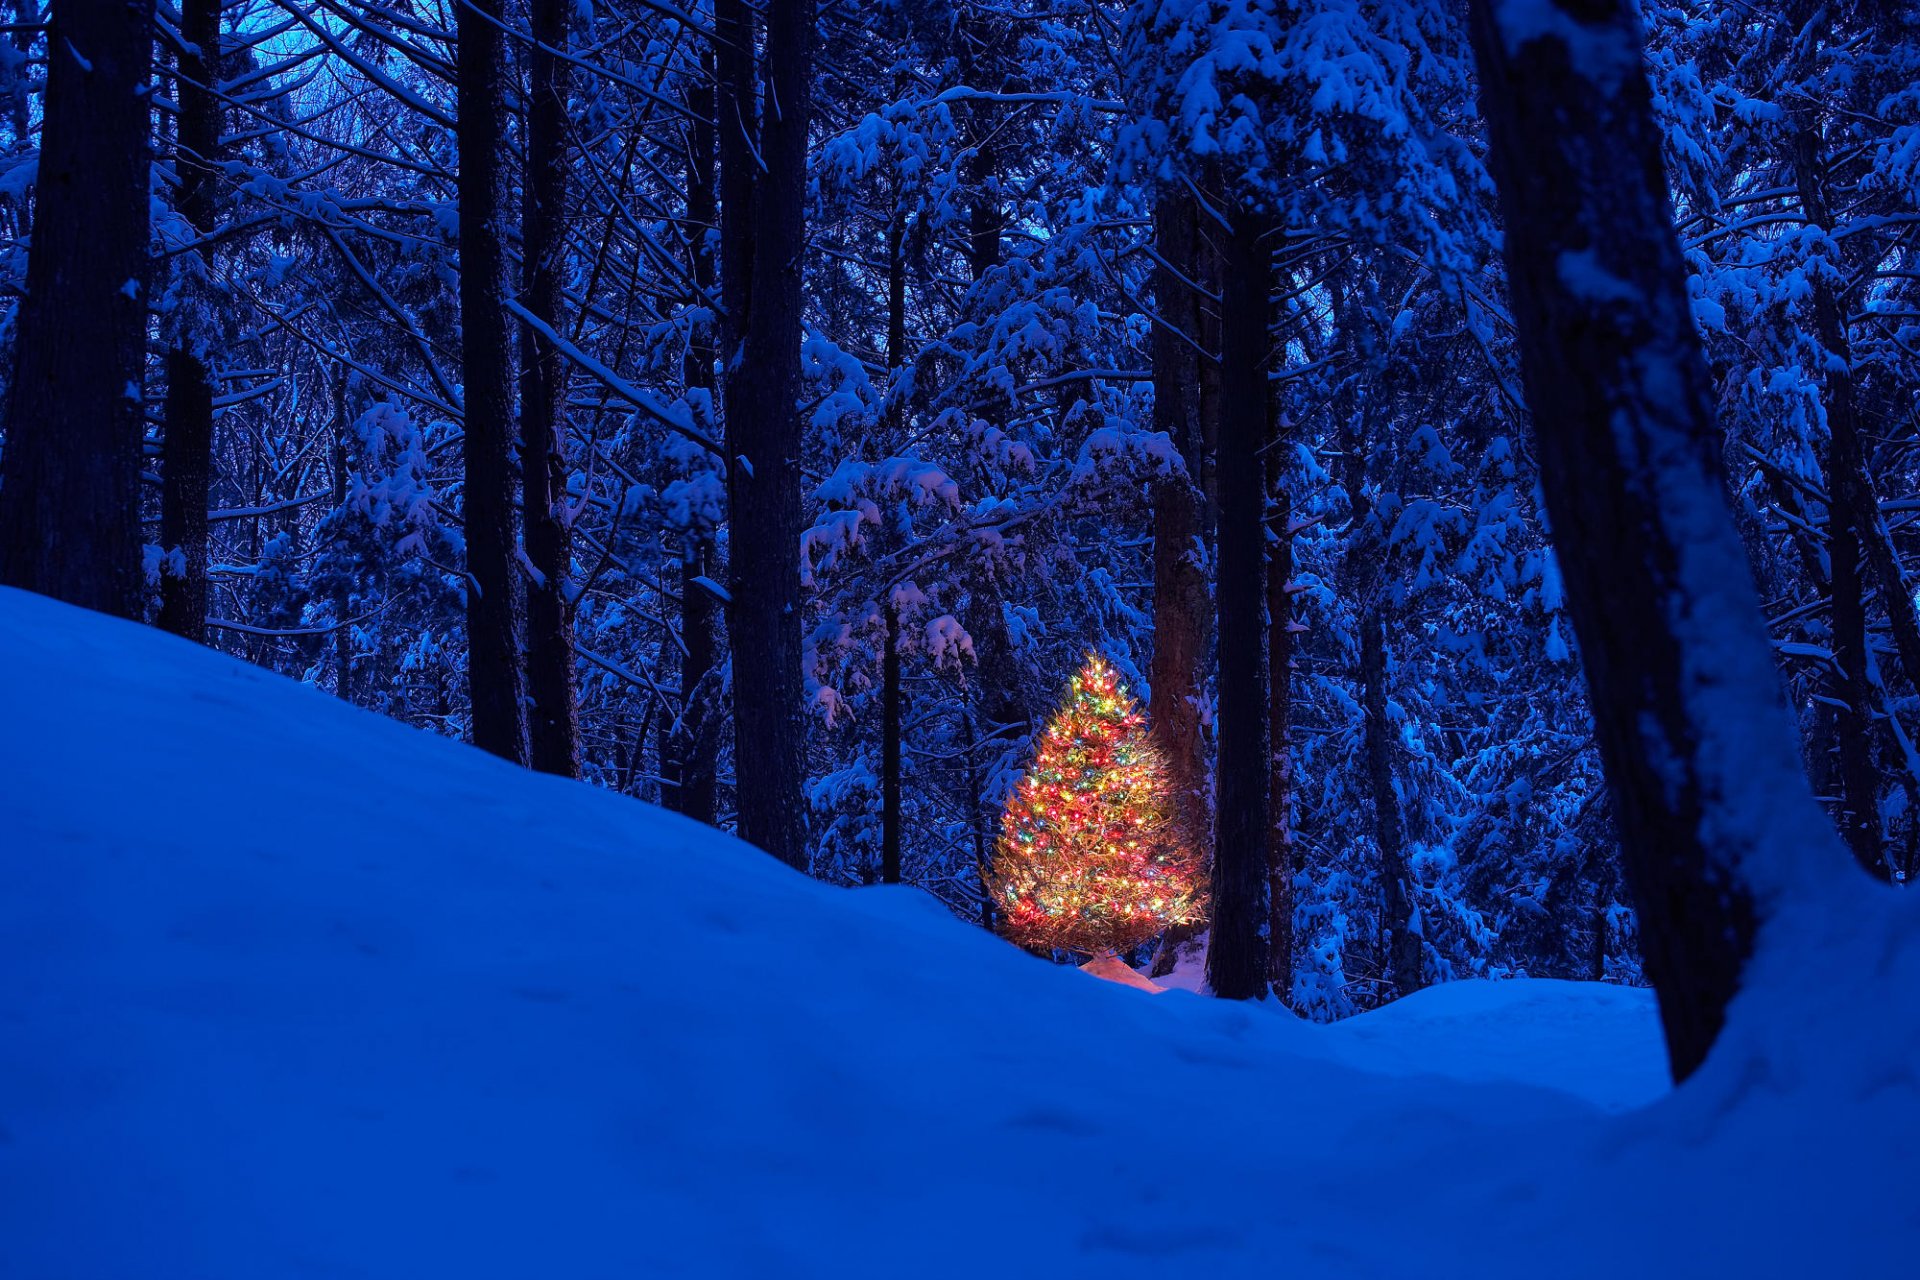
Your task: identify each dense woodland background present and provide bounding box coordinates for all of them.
[0,0,1914,1030]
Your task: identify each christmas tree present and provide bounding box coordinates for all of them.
[990,654,1206,954]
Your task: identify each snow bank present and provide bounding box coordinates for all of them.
[1,588,1914,1277]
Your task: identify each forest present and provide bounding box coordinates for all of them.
[0,1,1916,1273]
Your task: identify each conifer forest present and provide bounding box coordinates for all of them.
[1,2,1917,1275]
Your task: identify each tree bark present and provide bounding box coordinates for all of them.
[1148,191,1212,978]
[1468,0,1844,1080]
[1791,124,1893,879]
[520,0,581,777]
[1148,192,1211,842]
[0,0,154,619]
[662,54,721,826]
[718,0,812,869]
[456,0,530,765]
[1205,209,1272,1001]
[157,0,220,643]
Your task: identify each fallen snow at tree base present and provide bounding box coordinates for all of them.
[1,587,1915,1278]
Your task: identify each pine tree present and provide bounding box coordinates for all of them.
[990,655,1206,955]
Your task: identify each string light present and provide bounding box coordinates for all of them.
[988,653,1206,954]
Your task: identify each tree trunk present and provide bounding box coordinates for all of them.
[1362,607,1422,996]
[1468,0,1847,1080]
[520,0,581,778]
[662,54,721,826]
[1267,471,1297,1002]
[1205,209,1271,1001]
[1791,124,1892,879]
[157,0,220,643]
[1148,191,1212,978]
[1827,472,1882,872]
[1148,191,1211,841]
[0,0,154,619]
[456,0,530,765]
[718,0,812,869]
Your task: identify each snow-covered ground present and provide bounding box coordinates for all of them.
[2,587,1914,1278]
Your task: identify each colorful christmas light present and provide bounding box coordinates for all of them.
[989,653,1206,954]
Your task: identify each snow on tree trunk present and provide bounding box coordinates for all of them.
[1468,0,1855,1079]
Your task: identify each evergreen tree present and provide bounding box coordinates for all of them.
[990,654,1206,954]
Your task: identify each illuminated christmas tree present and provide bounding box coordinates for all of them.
[990,654,1206,954]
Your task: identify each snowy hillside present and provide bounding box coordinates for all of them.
[1,587,1914,1278]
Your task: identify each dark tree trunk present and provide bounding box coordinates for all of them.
[1826,471,1881,872]
[1267,469,1297,1002]
[456,0,530,765]
[662,56,721,826]
[1468,0,1843,1080]
[881,601,903,884]
[717,0,812,869]
[956,9,1004,282]
[0,0,154,619]
[1791,125,1892,879]
[1362,607,1422,995]
[520,0,580,778]
[1148,192,1212,979]
[1205,210,1272,1001]
[159,348,213,641]
[1148,192,1211,841]
[157,0,220,643]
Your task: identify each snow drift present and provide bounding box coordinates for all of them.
[0,587,1914,1278]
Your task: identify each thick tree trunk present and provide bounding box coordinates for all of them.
[1148,192,1211,841]
[1205,210,1272,1001]
[1468,0,1847,1080]
[1148,192,1212,978]
[456,0,530,765]
[0,0,154,619]
[520,0,580,778]
[157,0,220,643]
[718,0,812,869]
